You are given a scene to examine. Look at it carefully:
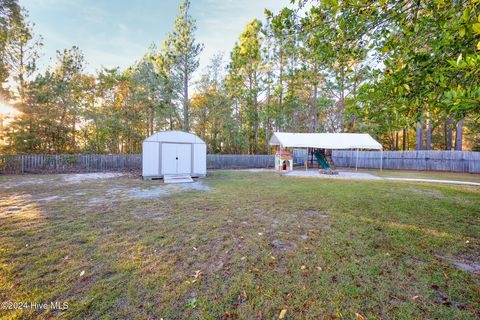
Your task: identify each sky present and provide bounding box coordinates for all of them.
[20,0,289,75]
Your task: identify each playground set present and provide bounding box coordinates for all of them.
[269,132,383,173]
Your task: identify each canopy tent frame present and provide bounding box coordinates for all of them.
[269,132,383,171]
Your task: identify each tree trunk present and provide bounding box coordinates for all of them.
[395,131,399,150]
[210,107,216,152]
[254,94,259,155]
[278,36,284,131]
[445,117,453,150]
[402,128,406,151]
[313,83,318,132]
[391,132,395,151]
[336,99,346,132]
[425,119,432,150]
[455,118,463,151]
[415,119,423,150]
[183,67,189,132]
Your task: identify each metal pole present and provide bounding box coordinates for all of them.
[306,148,309,170]
[380,148,383,171]
[355,148,359,171]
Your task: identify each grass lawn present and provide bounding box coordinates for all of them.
[1,171,479,319]
[356,169,480,184]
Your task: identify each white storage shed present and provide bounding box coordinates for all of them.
[142,131,206,179]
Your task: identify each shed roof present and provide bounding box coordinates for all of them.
[269,132,382,150]
[144,131,205,144]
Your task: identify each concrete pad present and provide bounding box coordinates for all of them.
[383,177,480,187]
[282,170,480,186]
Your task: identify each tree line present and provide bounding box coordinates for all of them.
[1,0,479,154]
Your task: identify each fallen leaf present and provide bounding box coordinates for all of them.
[355,312,365,320]
[301,265,306,270]
[257,310,263,319]
[279,309,287,319]
[193,270,202,279]
[79,270,85,277]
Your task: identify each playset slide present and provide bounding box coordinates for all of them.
[313,151,330,170]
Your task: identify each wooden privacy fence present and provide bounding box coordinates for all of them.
[0,154,142,174]
[0,154,276,174]
[206,154,274,169]
[332,150,480,173]
[3,152,478,174]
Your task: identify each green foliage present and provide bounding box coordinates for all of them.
[166,0,203,132]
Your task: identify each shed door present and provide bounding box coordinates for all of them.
[161,143,192,175]
[176,144,192,174]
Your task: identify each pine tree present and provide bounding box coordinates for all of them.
[167,0,203,132]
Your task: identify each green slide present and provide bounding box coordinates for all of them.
[313,151,330,170]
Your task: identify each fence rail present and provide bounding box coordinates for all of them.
[332,150,480,173]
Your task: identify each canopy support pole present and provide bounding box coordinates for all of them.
[280,144,282,172]
[305,148,308,171]
[355,148,359,171]
[380,148,383,171]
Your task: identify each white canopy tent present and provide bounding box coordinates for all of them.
[269,132,383,171]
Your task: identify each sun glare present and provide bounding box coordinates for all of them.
[0,101,19,116]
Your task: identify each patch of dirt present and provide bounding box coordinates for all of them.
[431,284,468,311]
[179,182,211,192]
[303,209,329,218]
[407,188,447,199]
[271,239,297,252]
[128,182,211,199]
[62,172,128,183]
[300,209,331,235]
[133,208,170,221]
[253,208,269,218]
[0,178,48,189]
[87,197,109,206]
[436,254,480,274]
[35,195,68,202]
[129,186,171,199]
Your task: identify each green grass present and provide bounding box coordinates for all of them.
[357,168,480,183]
[1,171,479,319]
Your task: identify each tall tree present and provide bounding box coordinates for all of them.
[0,0,22,92]
[228,19,264,154]
[167,0,203,132]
